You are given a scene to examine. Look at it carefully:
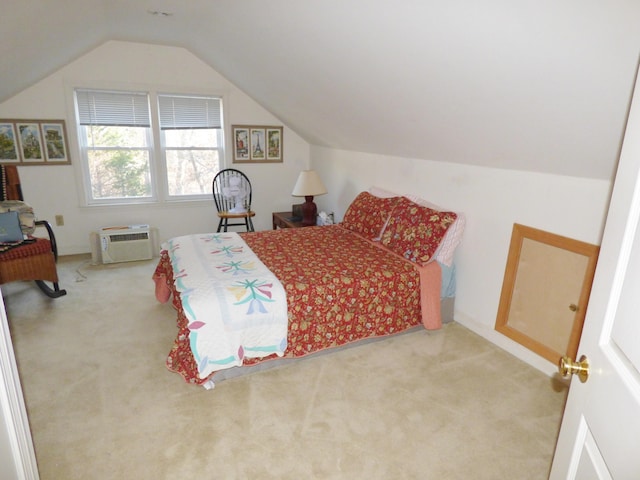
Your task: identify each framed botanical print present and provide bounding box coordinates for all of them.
[266,126,283,161]
[232,126,250,162]
[41,121,69,163]
[0,119,71,165]
[17,122,44,162]
[0,123,20,163]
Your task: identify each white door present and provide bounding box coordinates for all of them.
[549,67,640,478]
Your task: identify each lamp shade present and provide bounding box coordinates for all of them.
[291,170,327,197]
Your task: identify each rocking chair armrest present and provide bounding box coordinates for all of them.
[34,220,59,262]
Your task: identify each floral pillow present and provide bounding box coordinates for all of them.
[341,191,400,240]
[380,197,457,265]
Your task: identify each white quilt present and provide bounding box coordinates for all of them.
[163,232,288,380]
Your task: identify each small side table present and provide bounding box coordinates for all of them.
[272,211,307,229]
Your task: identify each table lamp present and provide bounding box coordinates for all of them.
[291,170,327,226]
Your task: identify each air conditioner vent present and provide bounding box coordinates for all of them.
[107,232,149,242]
[90,225,154,264]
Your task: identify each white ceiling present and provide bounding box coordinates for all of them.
[2,0,640,180]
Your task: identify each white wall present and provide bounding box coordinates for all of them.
[0,41,311,255]
[311,147,612,375]
[0,288,39,480]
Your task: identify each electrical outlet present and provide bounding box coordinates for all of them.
[55,215,64,226]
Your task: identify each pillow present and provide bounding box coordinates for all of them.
[380,196,457,265]
[0,200,35,235]
[368,186,401,199]
[404,193,466,267]
[369,186,465,266]
[341,191,400,240]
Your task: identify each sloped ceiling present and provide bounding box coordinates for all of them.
[2,1,640,180]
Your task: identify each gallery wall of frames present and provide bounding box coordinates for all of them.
[0,119,70,165]
[232,125,283,164]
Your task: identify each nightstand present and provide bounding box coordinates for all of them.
[272,211,307,229]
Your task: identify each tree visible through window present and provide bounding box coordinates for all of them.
[85,125,152,199]
[159,94,224,198]
[74,88,224,204]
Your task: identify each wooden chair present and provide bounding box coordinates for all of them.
[0,165,66,298]
[212,168,255,232]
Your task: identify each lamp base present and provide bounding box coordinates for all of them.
[301,196,317,226]
[292,203,304,221]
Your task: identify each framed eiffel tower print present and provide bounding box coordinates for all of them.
[232,125,283,163]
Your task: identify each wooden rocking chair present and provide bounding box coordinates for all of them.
[0,165,66,298]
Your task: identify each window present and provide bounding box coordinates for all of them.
[158,94,224,198]
[74,88,224,205]
[75,89,154,204]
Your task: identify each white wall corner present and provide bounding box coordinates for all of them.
[0,289,39,480]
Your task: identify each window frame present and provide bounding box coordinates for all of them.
[76,122,158,205]
[73,87,226,207]
[157,93,225,202]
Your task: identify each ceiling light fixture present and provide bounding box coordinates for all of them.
[147,10,173,17]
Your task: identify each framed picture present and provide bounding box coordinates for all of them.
[232,125,283,163]
[17,122,44,162]
[232,126,250,161]
[41,121,69,163]
[0,123,20,163]
[0,119,71,165]
[250,128,266,161]
[266,126,283,161]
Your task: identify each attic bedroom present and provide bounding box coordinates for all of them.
[1,1,639,479]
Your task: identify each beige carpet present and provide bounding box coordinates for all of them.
[4,255,568,479]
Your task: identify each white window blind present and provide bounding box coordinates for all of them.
[76,89,151,127]
[158,94,222,129]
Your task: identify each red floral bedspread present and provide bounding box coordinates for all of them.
[154,225,428,385]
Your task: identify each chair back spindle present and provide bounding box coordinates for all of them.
[212,168,255,232]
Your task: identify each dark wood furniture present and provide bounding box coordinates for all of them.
[272,211,307,229]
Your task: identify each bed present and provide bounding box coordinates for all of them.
[153,189,465,388]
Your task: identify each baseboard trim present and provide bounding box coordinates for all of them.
[455,311,559,378]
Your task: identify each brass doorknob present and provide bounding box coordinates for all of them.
[559,355,590,383]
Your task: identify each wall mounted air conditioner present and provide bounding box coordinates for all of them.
[90,224,153,265]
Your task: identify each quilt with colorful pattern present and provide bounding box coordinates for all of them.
[154,225,439,386]
[161,233,287,381]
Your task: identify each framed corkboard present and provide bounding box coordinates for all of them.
[495,224,599,363]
